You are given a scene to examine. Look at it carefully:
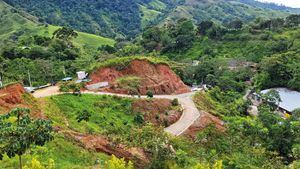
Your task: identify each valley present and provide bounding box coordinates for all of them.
[0,0,300,168]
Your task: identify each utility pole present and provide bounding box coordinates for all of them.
[62,66,66,78]
[0,74,3,87]
[27,70,32,87]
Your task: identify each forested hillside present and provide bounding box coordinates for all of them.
[3,0,299,38]
[0,1,114,86]
[1,1,300,168]
[138,14,300,91]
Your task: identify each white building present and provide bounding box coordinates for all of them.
[261,88,300,114]
[77,71,88,80]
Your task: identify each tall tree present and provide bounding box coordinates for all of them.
[53,27,78,41]
[197,21,214,35]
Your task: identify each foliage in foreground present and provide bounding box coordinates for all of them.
[0,108,53,169]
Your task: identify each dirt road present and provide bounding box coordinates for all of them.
[33,86,200,136]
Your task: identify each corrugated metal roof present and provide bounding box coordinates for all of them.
[261,88,300,112]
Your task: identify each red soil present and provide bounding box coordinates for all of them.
[0,83,27,114]
[183,112,225,139]
[62,130,149,168]
[132,99,182,127]
[0,83,25,107]
[0,83,44,118]
[88,59,190,95]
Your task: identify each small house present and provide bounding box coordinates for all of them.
[261,88,300,114]
[77,71,88,80]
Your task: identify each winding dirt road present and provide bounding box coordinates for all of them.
[33,86,200,136]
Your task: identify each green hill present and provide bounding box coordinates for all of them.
[2,0,299,38]
[0,1,115,52]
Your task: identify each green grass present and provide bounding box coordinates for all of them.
[34,25,115,50]
[148,0,167,11]
[0,1,115,53]
[44,94,136,136]
[139,4,162,28]
[0,134,109,169]
[91,56,170,71]
[0,1,37,39]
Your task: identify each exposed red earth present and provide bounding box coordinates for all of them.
[0,83,25,108]
[132,98,183,126]
[0,83,44,118]
[88,59,190,95]
[183,112,225,139]
[61,130,149,168]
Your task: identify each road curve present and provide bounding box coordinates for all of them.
[33,86,200,136]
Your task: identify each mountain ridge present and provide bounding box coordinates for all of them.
[3,0,300,38]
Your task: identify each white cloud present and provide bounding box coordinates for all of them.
[257,0,300,8]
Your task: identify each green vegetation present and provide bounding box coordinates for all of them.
[105,155,133,169]
[1,134,110,169]
[146,90,154,98]
[116,76,141,95]
[141,14,300,91]
[171,98,179,106]
[91,56,170,70]
[1,0,300,168]
[0,108,53,169]
[44,94,135,137]
[59,82,83,95]
[0,1,114,52]
[139,4,162,28]
[3,0,296,38]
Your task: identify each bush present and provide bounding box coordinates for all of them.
[59,82,83,95]
[134,113,144,125]
[76,110,91,122]
[146,90,154,98]
[172,98,179,106]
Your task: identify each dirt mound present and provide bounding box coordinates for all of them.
[62,130,149,168]
[183,112,225,139]
[0,83,26,113]
[132,99,182,127]
[88,59,190,95]
[0,83,44,118]
[0,83,25,106]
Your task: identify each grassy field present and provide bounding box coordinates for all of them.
[35,25,115,49]
[1,93,140,168]
[139,4,162,28]
[43,94,136,136]
[0,0,115,52]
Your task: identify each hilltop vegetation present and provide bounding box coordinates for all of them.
[90,56,170,70]
[0,1,114,52]
[1,1,300,168]
[0,1,115,86]
[138,14,300,91]
[3,0,298,38]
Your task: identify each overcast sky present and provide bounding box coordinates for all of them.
[257,0,300,8]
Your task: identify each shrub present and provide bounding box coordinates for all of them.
[76,110,91,122]
[134,113,144,125]
[105,155,133,169]
[146,90,154,98]
[116,76,141,96]
[172,98,179,106]
[59,82,83,95]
